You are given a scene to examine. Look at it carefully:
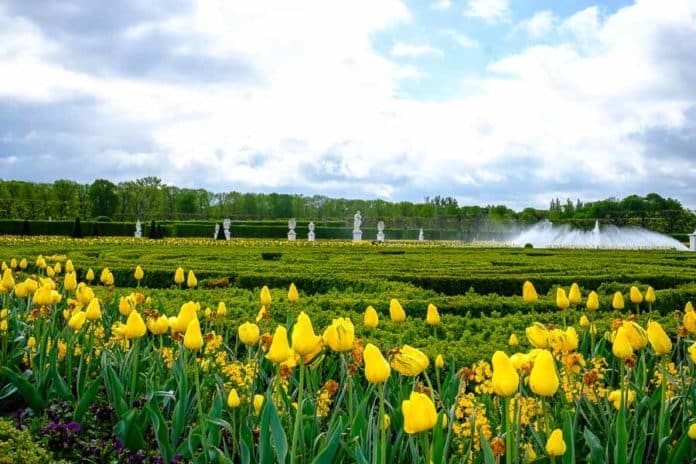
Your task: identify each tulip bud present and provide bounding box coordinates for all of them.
[529,350,559,396]
[545,429,566,457]
[288,283,299,302]
[435,354,444,369]
[579,315,590,328]
[227,389,241,408]
[85,268,95,282]
[612,327,633,359]
[363,343,390,384]
[63,272,77,292]
[364,305,379,328]
[119,297,134,317]
[689,342,696,364]
[426,303,440,326]
[629,286,643,304]
[253,394,264,415]
[401,391,438,434]
[187,270,197,289]
[53,262,61,275]
[174,267,185,285]
[65,259,74,273]
[645,286,655,304]
[68,311,87,331]
[260,285,272,306]
[134,265,144,281]
[688,423,696,440]
[125,310,147,339]
[19,258,28,270]
[586,291,600,311]
[183,318,203,351]
[491,351,519,397]
[9,258,17,269]
[383,414,390,429]
[46,266,55,278]
[291,311,322,357]
[607,389,635,409]
[612,292,624,311]
[1,269,15,291]
[508,333,519,347]
[522,281,538,303]
[216,301,227,317]
[647,320,671,356]
[266,326,292,363]
[238,322,261,345]
[85,298,102,321]
[36,255,47,269]
[568,283,581,305]
[389,298,406,322]
[556,288,569,310]
[526,323,549,349]
[685,310,696,334]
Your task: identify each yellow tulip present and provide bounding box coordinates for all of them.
[76,283,94,305]
[216,301,227,317]
[260,285,272,306]
[53,262,61,275]
[125,310,147,339]
[688,342,696,364]
[435,354,444,369]
[253,394,264,415]
[227,389,241,408]
[291,311,322,357]
[100,268,111,285]
[522,280,538,303]
[85,268,95,282]
[187,270,197,288]
[629,286,643,304]
[65,259,74,273]
[14,283,28,298]
[622,321,647,350]
[526,323,549,348]
[288,283,299,302]
[685,301,694,313]
[545,429,566,457]
[529,350,559,396]
[612,292,624,311]
[19,258,27,270]
[68,311,87,331]
[24,278,37,294]
[688,423,696,440]
[645,286,655,304]
[401,391,438,434]
[119,297,134,317]
[647,320,671,356]
[9,258,17,269]
[63,272,77,291]
[1,268,15,290]
[586,291,599,311]
[508,333,519,347]
[174,267,185,285]
[238,322,261,345]
[85,298,102,321]
[0,320,7,332]
[579,315,590,328]
[363,343,390,384]
[556,288,569,310]
[568,283,581,305]
[607,389,635,409]
[612,327,633,359]
[46,266,55,278]
[33,284,53,306]
[391,345,429,376]
[684,308,696,334]
[266,326,292,363]
[183,318,203,351]
[147,315,170,335]
[491,351,519,397]
[51,290,62,304]
[383,414,390,429]
[134,265,144,281]
[322,317,355,352]
[426,303,440,326]
[172,301,199,333]
[36,255,46,269]
[364,305,379,328]
[389,298,406,322]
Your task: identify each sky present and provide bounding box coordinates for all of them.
[1,0,695,210]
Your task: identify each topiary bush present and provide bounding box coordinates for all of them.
[0,418,55,464]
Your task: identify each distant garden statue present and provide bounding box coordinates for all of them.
[288,218,296,241]
[134,220,142,238]
[376,220,385,242]
[352,211,363,242]
[308,221,316,241]
[223,218,231,240]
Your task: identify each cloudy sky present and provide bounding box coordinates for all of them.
[1,0,695,209]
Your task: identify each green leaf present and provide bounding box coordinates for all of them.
[0,367,45,413]
[73,380,100,422]
[146,399,173,464]
[479,428,496,464]
[665,434,690,464]
[582,428,604,464]
[562,411,575,464]
[266,396,288,464]
[311,417,345,464]
[614,407,628,464]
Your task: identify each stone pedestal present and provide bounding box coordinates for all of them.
[376,232,385,242]
[352,231,362,242]
[288,230,296,241]
[689,231,696,251]
[418,228,424,241]
[308,231,315,241]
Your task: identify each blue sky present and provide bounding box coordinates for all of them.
[1,0,695,210]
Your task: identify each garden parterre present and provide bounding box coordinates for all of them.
[0,237,695,463]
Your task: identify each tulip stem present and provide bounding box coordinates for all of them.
[503,397,512,464]
[129,338,139,406]
[290,360,305,464]
[423,371,437,405]
[378,384,387,464]
[193,353,209,464]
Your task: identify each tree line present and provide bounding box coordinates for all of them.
[0,178,693,233]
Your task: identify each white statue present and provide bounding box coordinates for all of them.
[352,211,362,242]
[376,220,385,242]
[308,221,316,241]
[134,220,142,238]
[214,223,220,239]
[288,218,297,241]
[223,218,231,240]
[418,227,424,241]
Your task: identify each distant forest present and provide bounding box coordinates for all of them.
[0,177,693,232]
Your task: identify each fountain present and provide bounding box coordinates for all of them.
[511,220,688,250]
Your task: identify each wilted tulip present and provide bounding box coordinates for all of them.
[568,283,581,305]
[266,326,292,364]
[522,281,538,303]
[389,298,406,322]
[491,351,519,397]
[291,311,322,357]
[529,350,559,396]
[364,305,379,328]
[183,318,203,351]
[238,322,260,345]
[426,303,440,326]
[391,345,429,376]
[288,283,299,302]
[322,317,354,352]
[647,320,671,356]
[401,391,438,434]
[545,429,566,457]
[612,292,624,311]
[363,343,390,384]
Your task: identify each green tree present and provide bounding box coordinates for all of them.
[88,179,118,217]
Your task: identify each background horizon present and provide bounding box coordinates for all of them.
[2,0,695,210]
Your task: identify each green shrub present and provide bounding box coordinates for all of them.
[0,418,55,464]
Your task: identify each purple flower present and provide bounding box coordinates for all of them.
[66,421,81,433]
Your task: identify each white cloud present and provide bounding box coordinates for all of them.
[430,0,453,10]
[517,10,557,39]
[440,29,479,48]
[391,42,444,58]
[559,6,600,44]
[464,0,510,23]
